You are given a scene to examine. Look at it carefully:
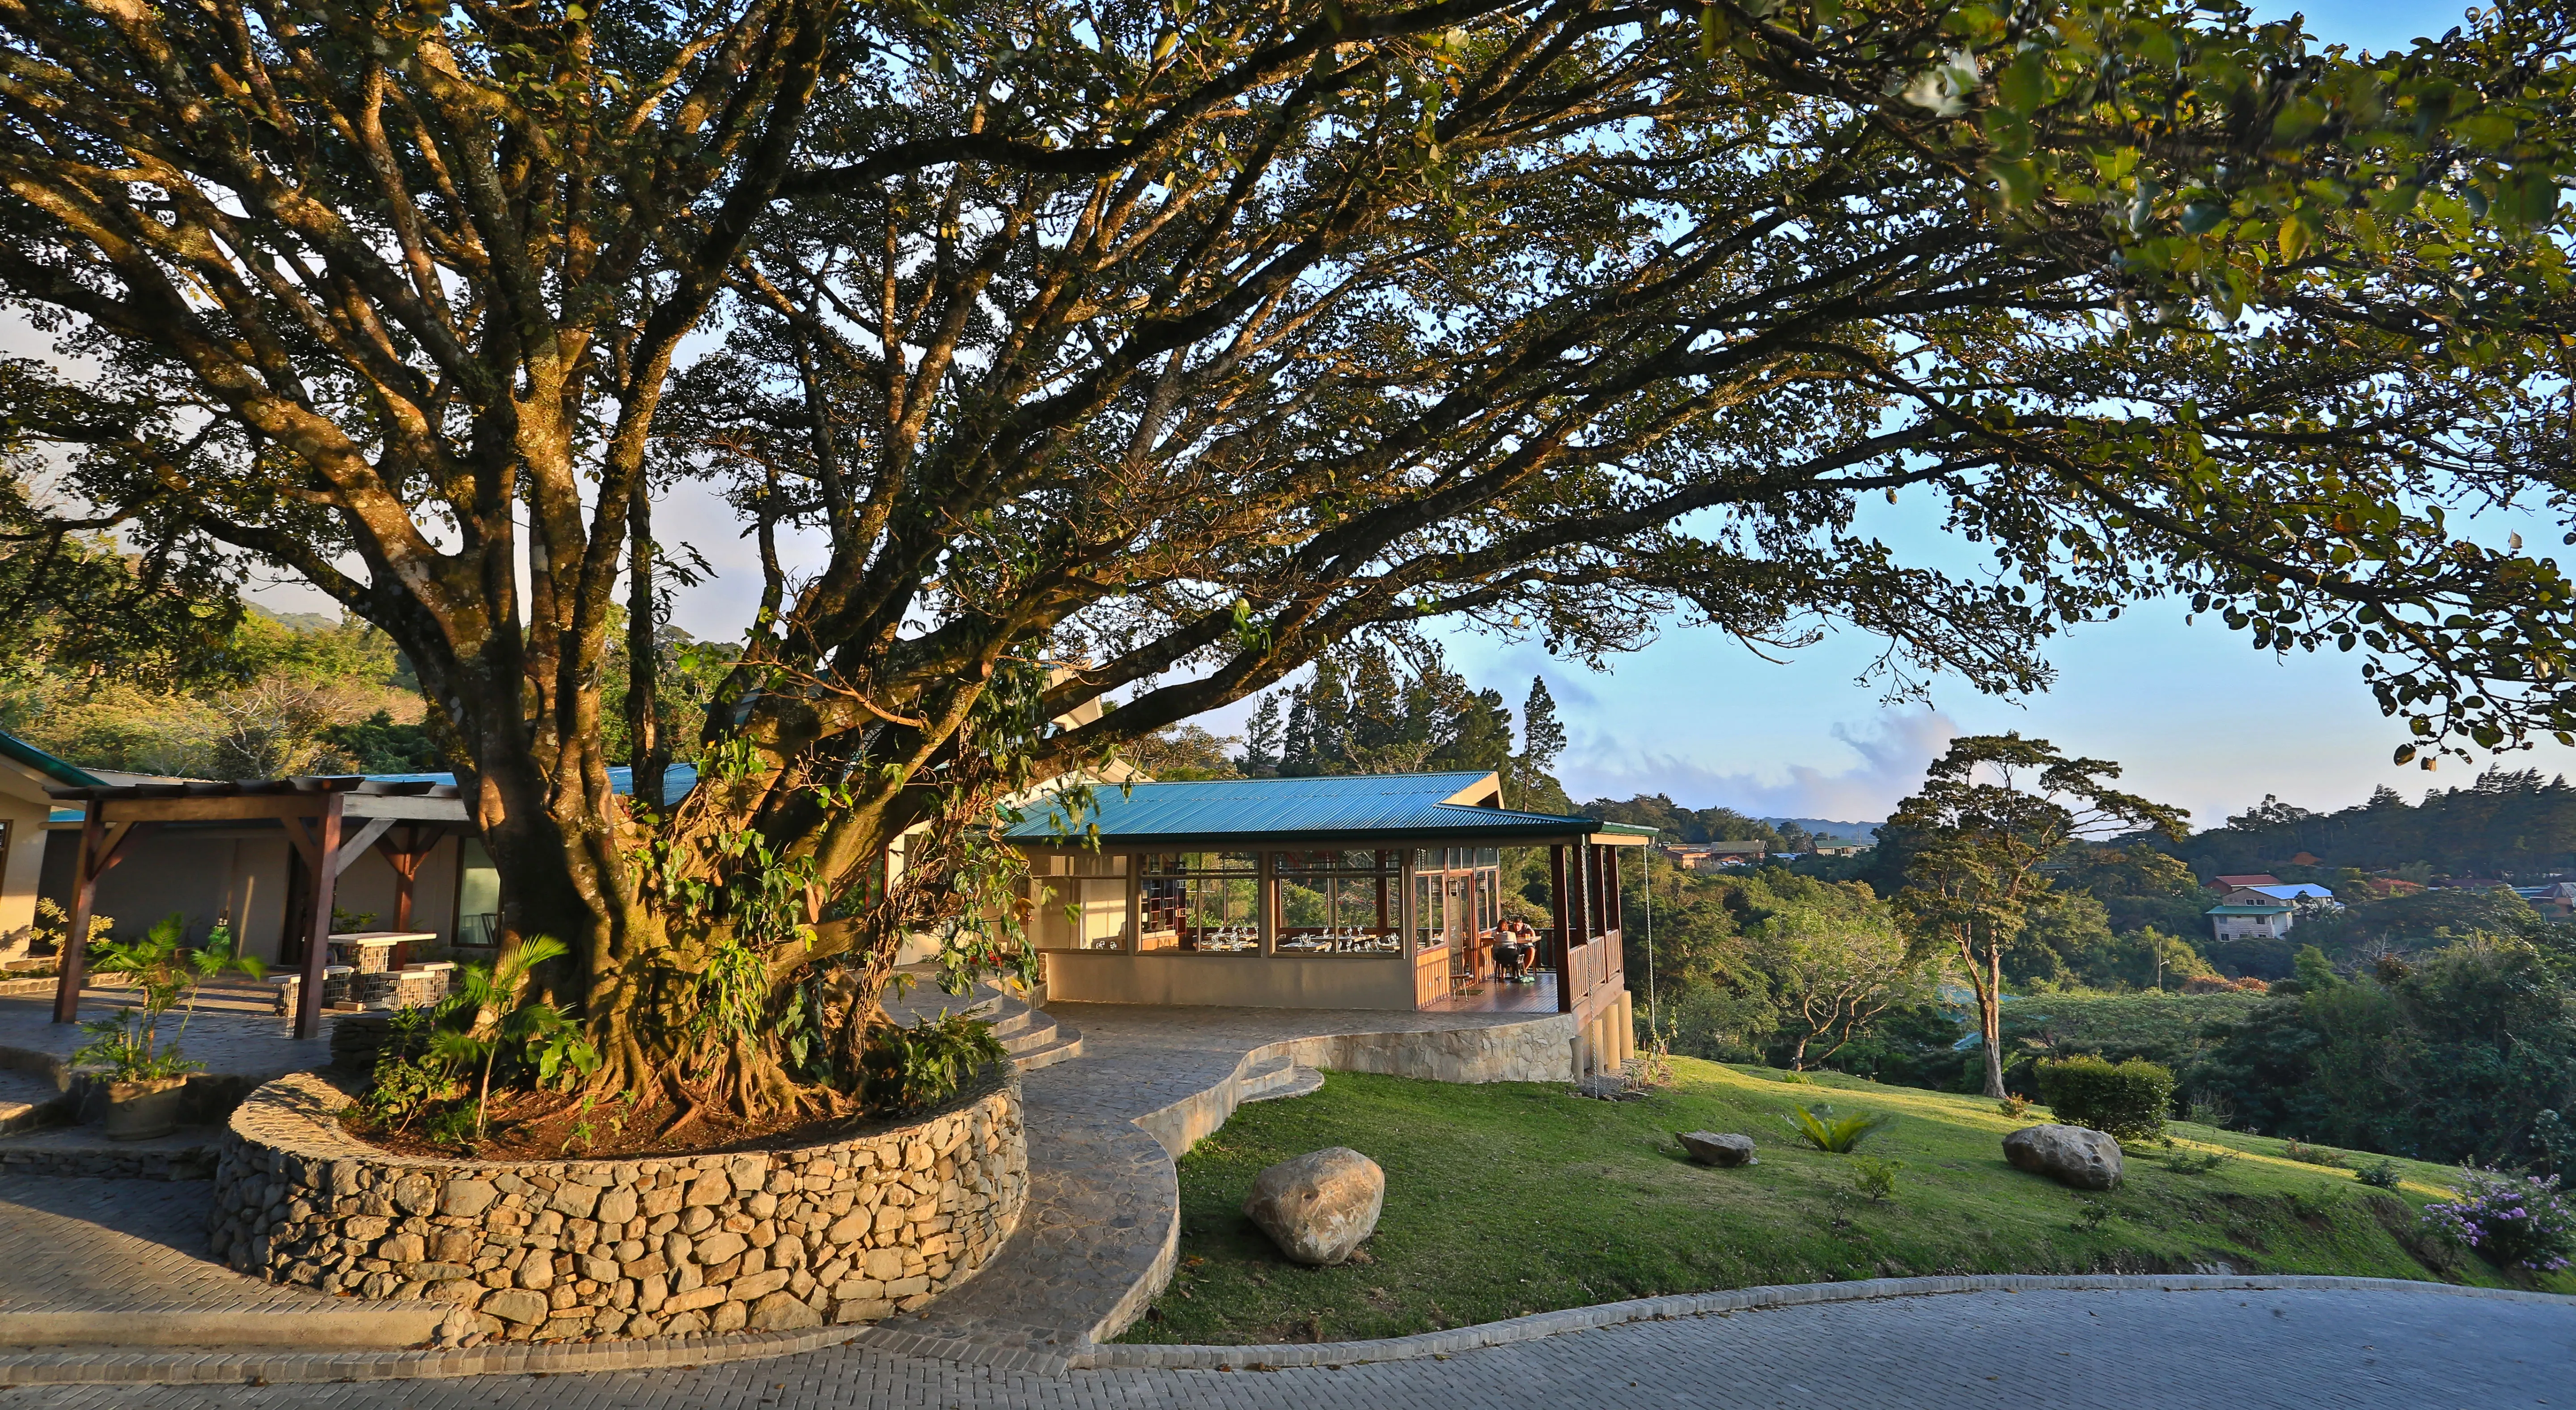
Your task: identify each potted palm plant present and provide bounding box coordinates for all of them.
[75,915,265,1140]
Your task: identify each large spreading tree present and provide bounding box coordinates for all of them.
[4,0,2576,1117]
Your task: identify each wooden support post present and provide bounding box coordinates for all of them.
[51,809,161,1024]
[1549,843,1573,1016]
[294,793,345,1040]
[371,824,441,931]
[51,806,104,1024]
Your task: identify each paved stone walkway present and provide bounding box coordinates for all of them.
[855,1002,1564,1367]
[0,1285,2563,1407]
[0,1177,308,1316]
[0,997,338,1083]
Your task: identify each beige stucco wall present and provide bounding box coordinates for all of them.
[88,829,292,955]
[1039,950,1418,1009]
[82,828,466,961]
[0,757,54,950]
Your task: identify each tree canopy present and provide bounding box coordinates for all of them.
[2,0,2575,1118]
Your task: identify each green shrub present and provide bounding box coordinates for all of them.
[1851,1155,1902,1202]
[859,1011,1008,1115]
[2034,1055,2174,1142]
[2356,1158,2402,1189]
[1780,1103,1892,1153]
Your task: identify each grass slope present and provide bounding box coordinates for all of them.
[1119,1057,2565,1346]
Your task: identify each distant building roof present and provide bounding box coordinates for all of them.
[2213,873,2281,888]
[1006,772,1651,848]
[2207,903,2294,916]
[2246,883,2335,901]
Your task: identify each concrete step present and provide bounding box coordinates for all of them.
[0,1067,70,1137]
[1008,1028,1084,1072]
[1236,1057,1322,1104]
[0,1300,449,1350]
[0,1123,219,1179]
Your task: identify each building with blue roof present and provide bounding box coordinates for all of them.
[29,754,1648,1068]
[1010,771,1646,1065]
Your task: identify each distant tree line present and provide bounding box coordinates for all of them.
[2177,770,2576,880]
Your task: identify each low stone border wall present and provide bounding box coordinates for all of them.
[207,1069,1026,1345]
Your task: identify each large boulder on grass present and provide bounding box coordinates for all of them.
[1243,1147,1384,1265]
[1678,1131,1758,1167]
[2004,1124,2124,1190]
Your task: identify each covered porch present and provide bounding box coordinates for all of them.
[1007,772,1648,1073]
[43,777,471,1038]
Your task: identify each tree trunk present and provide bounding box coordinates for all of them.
[626,477,665,810]
[1981,940,2007,1099]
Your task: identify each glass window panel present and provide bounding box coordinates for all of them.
[456,839,500,947]
[1142,851,1256,876]
[1139,873,1259,952]
[1412,869,1446,951]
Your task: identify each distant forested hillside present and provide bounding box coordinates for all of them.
[2177,769,2576,880]
[1582,794,1799,850]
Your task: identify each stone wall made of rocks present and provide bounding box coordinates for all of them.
[207,1070,1026,1345]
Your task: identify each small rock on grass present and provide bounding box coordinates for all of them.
[1243,1147,1384,1266]
[1677,1131,1758,1167]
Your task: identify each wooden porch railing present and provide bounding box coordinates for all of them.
[1547,926,1623,1017]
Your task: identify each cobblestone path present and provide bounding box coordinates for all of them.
[0,1176,337,1318]
[2,1285,2563,1409]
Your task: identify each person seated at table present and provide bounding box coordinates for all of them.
[1493,922,1537,982]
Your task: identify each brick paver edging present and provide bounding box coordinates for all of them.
[1080,1272,2575,1369]
[3,1271,2562,1386]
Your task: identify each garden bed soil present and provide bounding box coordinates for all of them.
[338,1065,1011,1161]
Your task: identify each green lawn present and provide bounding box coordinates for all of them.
[1118,1057,2567,1345]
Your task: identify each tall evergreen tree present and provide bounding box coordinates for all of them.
[1347,648,1408,761]
[1279,691,1318,778]
[1520,677,1568,772]
[1238,695,1284,777]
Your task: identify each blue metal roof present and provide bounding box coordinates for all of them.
[0,727,104,790]
[1006,771,1648,847]
[360,764,701,798]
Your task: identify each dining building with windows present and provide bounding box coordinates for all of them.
[1007,771,1649,1066]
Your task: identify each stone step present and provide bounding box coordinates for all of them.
[0,1067,70,1137]
[1238,1063,1324,1104]
[1008,1028,1084,1073]
[80,987,282,1017]
[0,1301,449,1350]
[0,1124,219,1180]
[996,1007,1061,1055]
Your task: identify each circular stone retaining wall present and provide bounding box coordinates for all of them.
[207,1070,1026,1344]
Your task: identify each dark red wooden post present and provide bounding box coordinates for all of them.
[294,792,345,1039]
[1550,842,1573,1015]
[51,802,104,1024]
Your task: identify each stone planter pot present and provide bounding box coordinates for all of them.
[102,1075,189,1142]
[209,1068,1026,1345]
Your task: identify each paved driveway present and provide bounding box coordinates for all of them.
[1,1285,2563,1409]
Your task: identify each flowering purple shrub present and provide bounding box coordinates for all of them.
[2421,1168,2576,1272]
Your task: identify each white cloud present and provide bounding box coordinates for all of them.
[1559,709,1959,823]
